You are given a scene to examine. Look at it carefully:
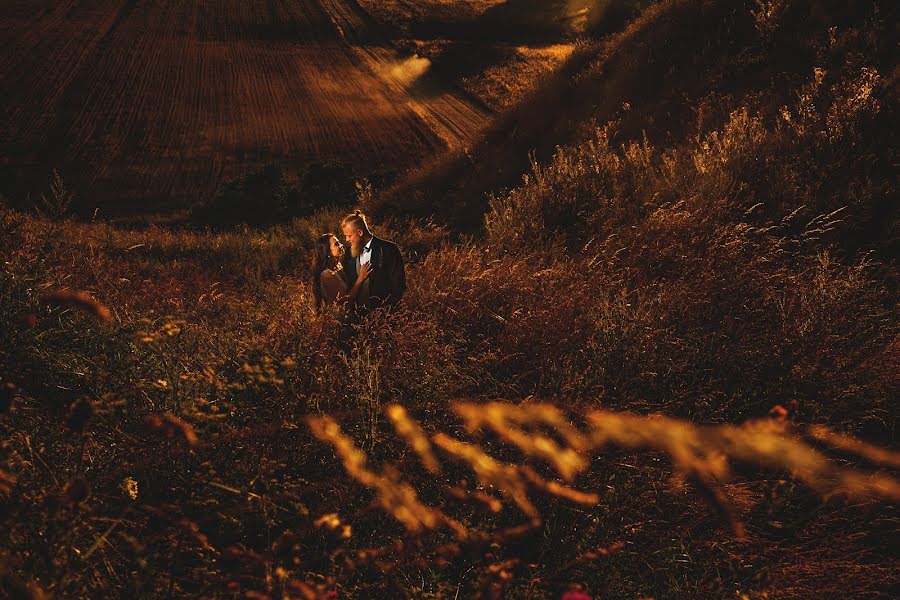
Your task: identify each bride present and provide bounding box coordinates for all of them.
[310,233,372,313]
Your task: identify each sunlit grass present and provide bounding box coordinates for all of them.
[0,0,896,597]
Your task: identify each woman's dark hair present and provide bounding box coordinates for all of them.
[311,233,337,313]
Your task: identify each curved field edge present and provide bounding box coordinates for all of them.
[0,0,489,218]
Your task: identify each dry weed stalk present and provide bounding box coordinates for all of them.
[0,468,15,498]
[143,413,199,447]
[455,402,590,480]
[518,465,601,507]
[386,405,440,474]
[586,409,900,508]
[556,541,626,573]
[349,521,539,576]
[806,425,900,469]
[42,290,111,321]
[432,433,598,523]
[177,518,216,552]
[433,433,543,522]
[445,484,503,513]
[310,402,900,538]
[306,415,465,537]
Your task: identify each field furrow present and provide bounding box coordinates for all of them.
[0,0,490,217]
[0,2,125,144]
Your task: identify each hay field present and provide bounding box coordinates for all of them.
[0,0,488,217]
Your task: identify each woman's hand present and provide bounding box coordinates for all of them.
[356,262,373,283]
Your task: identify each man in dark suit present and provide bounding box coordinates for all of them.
[339,210,406,311]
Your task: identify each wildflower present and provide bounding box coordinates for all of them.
[314,513,352,539]
[561,586,592,600]
[121,477,139,500]
[769,404,789,421]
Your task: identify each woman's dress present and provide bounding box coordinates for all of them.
[319,267,353,349]
[320,268,348,309]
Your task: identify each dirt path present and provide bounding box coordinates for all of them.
[318,0,490,149]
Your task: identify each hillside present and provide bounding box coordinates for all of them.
[1,0,898,598]
[373,0,898,244]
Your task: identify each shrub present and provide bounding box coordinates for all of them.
[189,161,366,230]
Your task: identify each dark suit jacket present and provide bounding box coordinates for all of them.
[340,235,406,310]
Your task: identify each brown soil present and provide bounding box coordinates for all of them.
[0,0,489,217]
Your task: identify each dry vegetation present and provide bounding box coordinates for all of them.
[467,44,578,110]
[356,1,506,31]
[374,0,897,234]
[408,41,578,112]
[1,0,898,598]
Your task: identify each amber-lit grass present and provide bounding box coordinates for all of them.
[1,123,896,595]
[318,401,900,539]
[1,1,897,598]
[374,0,897,239]
[412,40,577,111]
[463,43,577,110]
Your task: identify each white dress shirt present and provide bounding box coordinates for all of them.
[359,237,373,267]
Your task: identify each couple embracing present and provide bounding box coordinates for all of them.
[310,210,405,316]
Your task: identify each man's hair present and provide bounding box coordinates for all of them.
[341,210,371,236]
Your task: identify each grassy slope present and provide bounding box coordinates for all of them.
[373,0,898,239]
[1,0,898,598]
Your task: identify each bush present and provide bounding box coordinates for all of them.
[189,161,366,230]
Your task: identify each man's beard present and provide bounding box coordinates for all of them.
[349,239,364,258]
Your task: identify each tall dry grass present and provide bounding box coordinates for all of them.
[0,0,897,597]
[314,401,900,539]
[374,0,897,236]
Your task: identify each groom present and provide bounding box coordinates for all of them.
[340,210,406,311]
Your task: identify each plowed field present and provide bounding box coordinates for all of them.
[0,0,488,217]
